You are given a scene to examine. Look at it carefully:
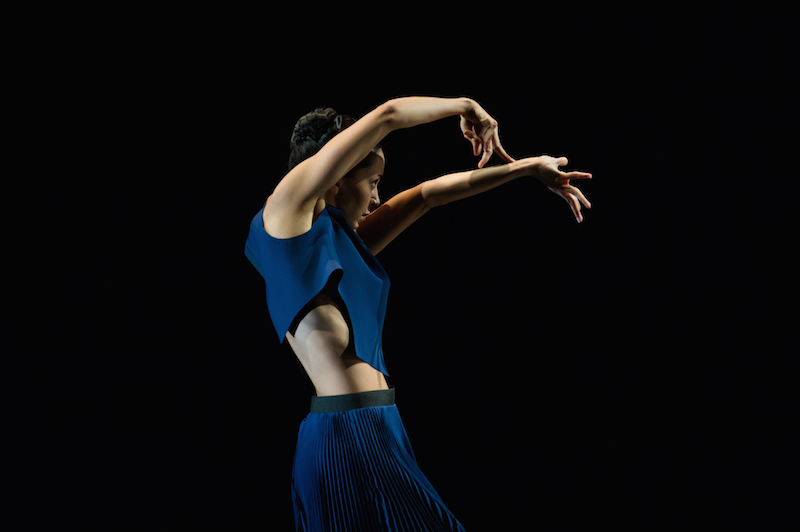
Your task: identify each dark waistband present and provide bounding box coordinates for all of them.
[310,388,396,414]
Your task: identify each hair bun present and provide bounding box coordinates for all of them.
[291,108,338,147]
[287,108,356,171]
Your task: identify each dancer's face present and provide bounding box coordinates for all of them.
[331,148,384,230]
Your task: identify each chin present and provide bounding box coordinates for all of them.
[350,215,368,229]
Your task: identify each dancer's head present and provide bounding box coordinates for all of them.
[288,108,384,229]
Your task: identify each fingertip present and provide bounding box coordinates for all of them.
[496,146,515,163]
[567,171,592,180]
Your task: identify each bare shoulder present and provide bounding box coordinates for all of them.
[262,193,324,239]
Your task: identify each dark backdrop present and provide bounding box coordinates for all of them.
[29,10,793,530]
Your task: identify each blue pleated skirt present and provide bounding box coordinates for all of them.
[292,389,465,531]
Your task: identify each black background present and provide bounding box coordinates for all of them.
[19,8,795,530]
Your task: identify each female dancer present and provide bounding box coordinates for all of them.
[245,97,592,530]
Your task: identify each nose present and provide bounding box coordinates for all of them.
[371,189,380,208]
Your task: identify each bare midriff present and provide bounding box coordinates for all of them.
[285,291,389,397]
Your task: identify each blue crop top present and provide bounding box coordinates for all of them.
[244,206,391,376]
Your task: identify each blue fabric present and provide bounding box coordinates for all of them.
[292,402,466,531]
[244,205,391,375]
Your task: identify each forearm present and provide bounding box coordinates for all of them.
[421,158,540,208]
[384,96,473,131]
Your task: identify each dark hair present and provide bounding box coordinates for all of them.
[288,107,381,172]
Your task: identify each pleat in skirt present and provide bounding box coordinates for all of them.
[292,388,465,531]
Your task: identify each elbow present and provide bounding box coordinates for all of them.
[419,180,444,210]
[379,99,399,131]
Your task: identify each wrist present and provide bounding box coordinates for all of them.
[511,157,543,178]
[459,97,477,115]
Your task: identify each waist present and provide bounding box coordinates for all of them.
[309,388,396,414]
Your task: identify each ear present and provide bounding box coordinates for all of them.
[329,181,343,195]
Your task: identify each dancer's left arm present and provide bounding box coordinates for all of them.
[358,156,592,255]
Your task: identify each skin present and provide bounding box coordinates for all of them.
[263,97,592,396]
[283,151,389,397]
[323,148,385,231]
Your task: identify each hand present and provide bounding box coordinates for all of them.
[460,101,515,168]
[534,156,593,223]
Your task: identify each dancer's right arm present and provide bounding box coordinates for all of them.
[264,97,510,238]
